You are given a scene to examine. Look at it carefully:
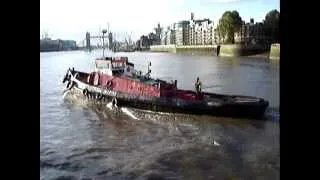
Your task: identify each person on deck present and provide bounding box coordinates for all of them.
[195,77,202,93]
[87,74,91,84]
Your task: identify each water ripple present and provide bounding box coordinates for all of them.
[41,51,279,180]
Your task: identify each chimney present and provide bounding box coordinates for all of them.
[191,12,194,21]
[250,18,254,24]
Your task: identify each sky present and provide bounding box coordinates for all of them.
[40,0,279,44]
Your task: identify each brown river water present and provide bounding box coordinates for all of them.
[40,50,279,180]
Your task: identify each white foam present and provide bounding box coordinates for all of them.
[105,102,138,120]
[121,107,139,120]
[213,139,220,146]
[106,102,113,110]
[62,90,70,99]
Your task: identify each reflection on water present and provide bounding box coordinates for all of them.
[40,50,279,180]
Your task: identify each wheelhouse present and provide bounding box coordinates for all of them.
[94,56,134,77]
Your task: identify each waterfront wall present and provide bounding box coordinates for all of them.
[269,43,280,60]
[219,44,241,57]
[150,45,177,53]
[150,45,217,55]
[219,44,268,57]
[150,44,267,57]
[176,45,216,55]
[40,39,78,52]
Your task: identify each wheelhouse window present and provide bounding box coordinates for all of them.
[96,62,108,69]
[112,62,124,68]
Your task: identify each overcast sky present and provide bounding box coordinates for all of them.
[40,0,279,43]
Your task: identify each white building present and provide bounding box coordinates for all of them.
[175,21,190,45]
[161,13,214,46]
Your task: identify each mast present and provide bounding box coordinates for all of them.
[102,29,107,58]
[147,61,151,79]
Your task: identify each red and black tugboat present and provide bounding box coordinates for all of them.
[62,31,269,120]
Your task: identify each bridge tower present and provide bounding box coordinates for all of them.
[86,32,91,50]
[108,32,113,50]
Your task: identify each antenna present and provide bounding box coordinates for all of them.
[98,26,103,48]
[107,22,110,49]
[102,29,107,58]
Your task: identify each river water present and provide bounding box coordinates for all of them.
[40,50,279,180]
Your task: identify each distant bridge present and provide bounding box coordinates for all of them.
[80,32,113,51]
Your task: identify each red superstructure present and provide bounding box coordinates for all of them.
[98,74,161,97]
[85,56,177,98]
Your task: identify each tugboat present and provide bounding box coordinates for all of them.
[62,31,269,120]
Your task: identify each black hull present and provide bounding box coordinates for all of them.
[63,69,269,120]
[67,87,268,120]
[113,97,268,120]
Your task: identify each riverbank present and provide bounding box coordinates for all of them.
[245,52,269,58]
[40,49,80,53]
[269,43,280,60]
[149,45,177,53]
[150,44,271,57]
[40,39,77,52]
[218,44,270,57]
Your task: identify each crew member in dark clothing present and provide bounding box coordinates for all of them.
[195,77,202,93]
[217,45,221,56]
